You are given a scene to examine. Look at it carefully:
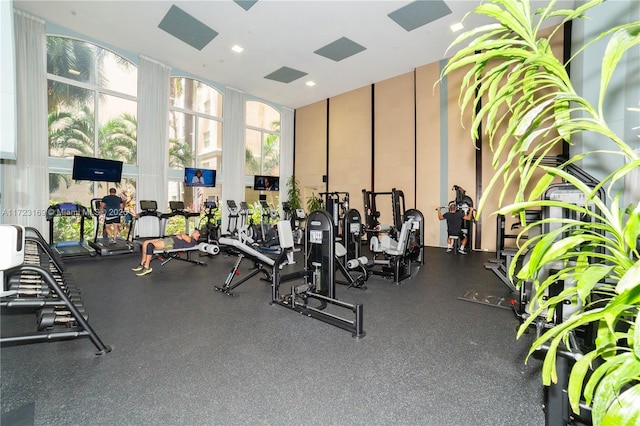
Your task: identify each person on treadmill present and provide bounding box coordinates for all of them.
[132,229,201,276]
[100,188,124,244]
[437,203,474,254]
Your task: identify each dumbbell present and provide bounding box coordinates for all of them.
[6,287,51,298]
[37,311,89,331]
[198,242,220,255]
[37,305,86,320]
[9,283,51,293]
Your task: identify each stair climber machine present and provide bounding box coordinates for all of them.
[88,198,138,256]
[271,210,365,338]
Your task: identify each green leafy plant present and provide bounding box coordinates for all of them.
[286,175,302,211]
[441,0,640,424]
[306,192,323,213]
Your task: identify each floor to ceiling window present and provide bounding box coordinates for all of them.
[46,36,138,242]
[167,77,223,234]
[245,101,280,218]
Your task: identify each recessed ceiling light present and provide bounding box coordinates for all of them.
[231,45,244,53]
[450,22,464,32]
[306,81,316,87]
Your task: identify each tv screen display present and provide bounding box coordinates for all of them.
[253,175,279,191]
[72,156,123,183]
[184,167,216,187]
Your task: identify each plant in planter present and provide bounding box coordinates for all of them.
[306,192,324,213]
[285,175,302,211]
[441,0,640,424]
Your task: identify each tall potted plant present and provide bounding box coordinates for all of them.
[441,0,640,423]
[285,174,302,212]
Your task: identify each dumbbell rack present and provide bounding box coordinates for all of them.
[1,229,111,355]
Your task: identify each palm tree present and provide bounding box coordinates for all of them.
[99,113,137,164]
[46,36,105,112]
[48,108,94,158]
[169,138,194,168]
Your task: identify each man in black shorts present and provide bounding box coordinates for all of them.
[132,229,201,276]
[437,203,474,254]
[100,188,124,244]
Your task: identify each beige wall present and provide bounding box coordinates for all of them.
[293,26,565,252]
[373,72,416,227]
[294,100,327,206]
[415,62,442,246]
[328,86,372,212]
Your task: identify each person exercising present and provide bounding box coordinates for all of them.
[437,203,474,254]
[100,188,124,244]
[132,229,201,276]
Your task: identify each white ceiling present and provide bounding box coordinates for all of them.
[13,0,571,109]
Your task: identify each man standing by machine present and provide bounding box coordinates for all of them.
[101,188,124,244]
[437,203,474,254]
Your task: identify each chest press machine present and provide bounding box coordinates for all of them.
[214,211,365,338]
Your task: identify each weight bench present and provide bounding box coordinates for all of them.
[154,242,219,267]
[214,221,294,296]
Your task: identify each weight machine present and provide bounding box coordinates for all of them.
[510,157,602,426]
[368,209,424,284]
[319,191,350,238]
[271,210,365,338]
[362,188,405,242]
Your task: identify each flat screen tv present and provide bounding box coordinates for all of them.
[72,156,123,183]
[253,175,279,191]
[184,167,216,187]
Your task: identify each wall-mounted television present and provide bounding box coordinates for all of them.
[72,156,123,183]
[253,175,279,191]
[184,167,216,187]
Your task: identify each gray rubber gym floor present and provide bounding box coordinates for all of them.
[1,246,544,425]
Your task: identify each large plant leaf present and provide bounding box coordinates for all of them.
[599,24,640,113]
[601,384,640,426]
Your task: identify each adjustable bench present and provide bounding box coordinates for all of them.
[154,242,219,266]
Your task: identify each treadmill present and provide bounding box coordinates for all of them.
[132,200,165,240]
[163,201,200,234]
[46,202,97,258]
[88,198,138,256]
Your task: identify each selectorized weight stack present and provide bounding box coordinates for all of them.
[271,210,365,338]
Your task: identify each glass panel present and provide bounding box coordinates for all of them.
[263,133,280,176]
[47,37,96,84]
[97,94,137,164]
[193,81,222,116]
[168,111,196,168]
[246,101,280,129]
[245,129,261,175]
[197,117,222,172]
[48,83,95,158]
[48,174,94,244]
[98,49,137,96]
